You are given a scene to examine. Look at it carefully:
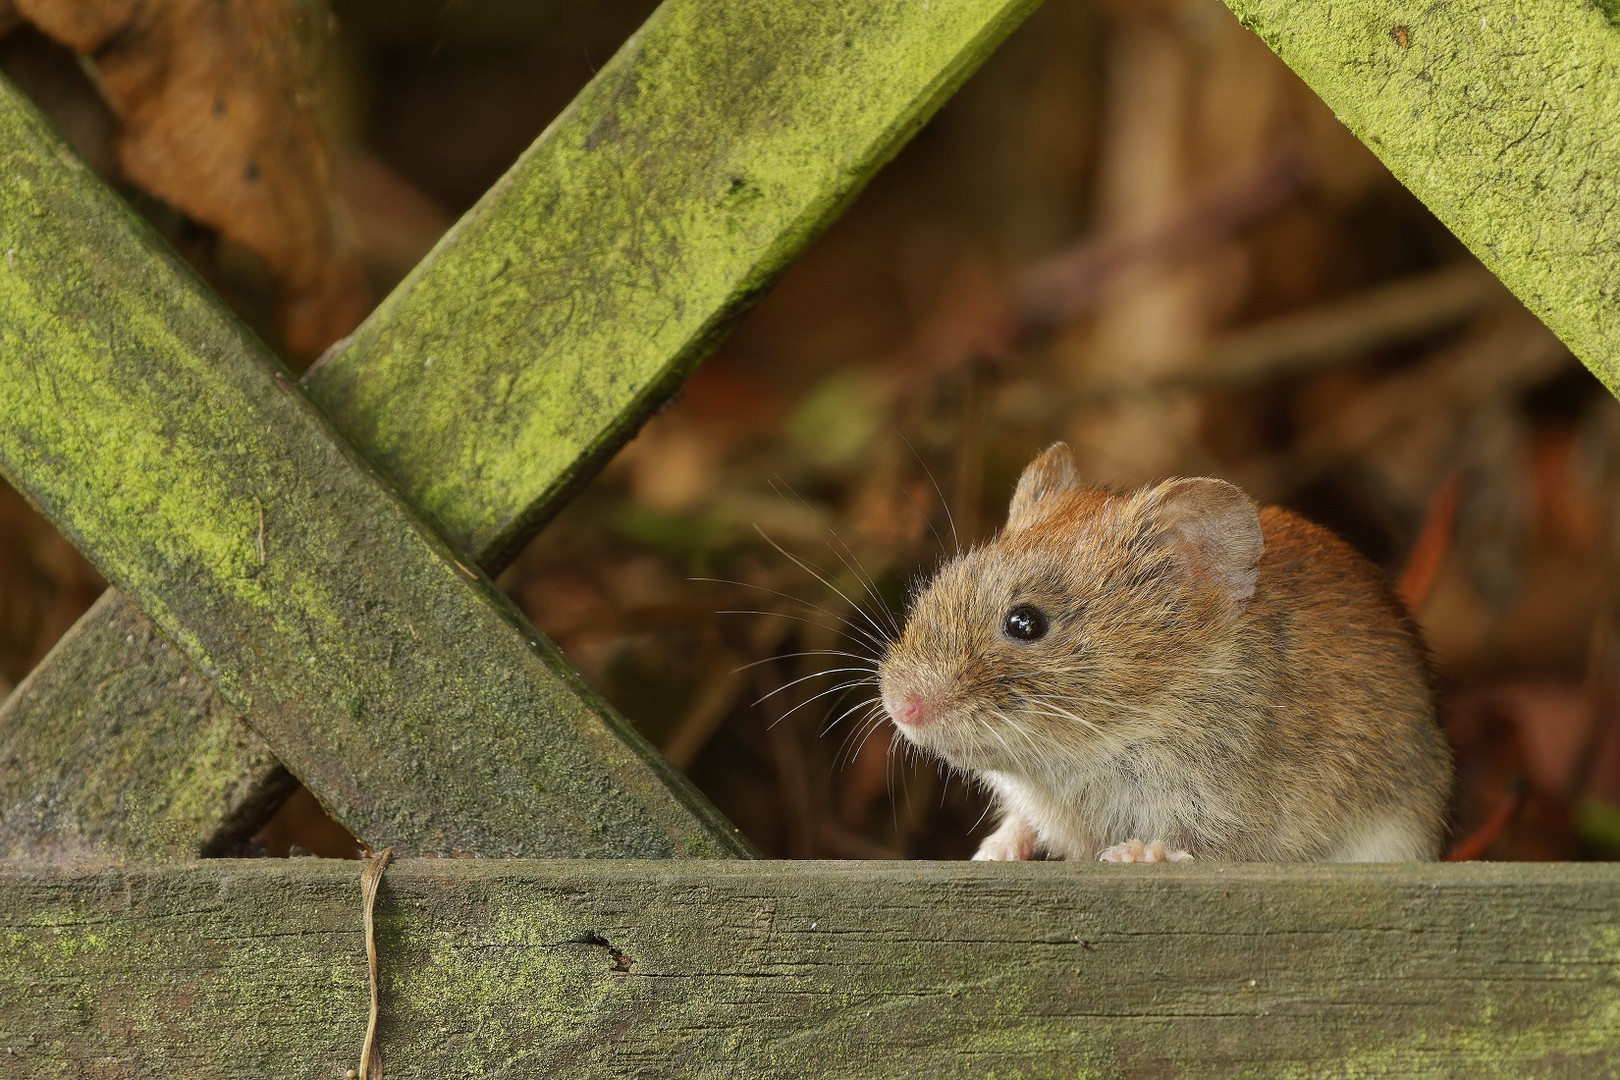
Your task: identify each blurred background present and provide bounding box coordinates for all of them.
[2,0,1617,861]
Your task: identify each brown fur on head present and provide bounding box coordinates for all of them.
[879,442,1453,862]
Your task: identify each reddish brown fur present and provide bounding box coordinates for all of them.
[879,443,1453,862]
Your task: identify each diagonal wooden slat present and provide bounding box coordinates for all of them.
[0,591,293,858]
[0,78,746,860]
[309,0,1044,566]
[1219,0,1620,396]
[0,0,1041,858]
[4,859,1616,1077]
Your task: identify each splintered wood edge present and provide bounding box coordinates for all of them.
[3,859,1616,1078]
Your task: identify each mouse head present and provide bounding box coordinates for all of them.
[878,442,1264,777]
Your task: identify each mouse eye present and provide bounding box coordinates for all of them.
[1002,604,1048,641]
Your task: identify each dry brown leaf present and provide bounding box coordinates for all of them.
[16,0,368,358]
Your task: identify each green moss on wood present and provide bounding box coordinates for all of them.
[308,0,1041,565]
[0,591,293,859]
[0,0,1040,859]
[1220,0,1620,397]
[1,860,1616,1077]
[0,77,746,859]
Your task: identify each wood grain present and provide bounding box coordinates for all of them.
[4,858,1615,1077]
[0,75,745,860]
[1220,0,1620,395]
[0,0,1040,858]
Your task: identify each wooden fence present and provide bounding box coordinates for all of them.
[2,0,1616,1076]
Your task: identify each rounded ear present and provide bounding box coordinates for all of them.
[1143,478,1264,612]
[1007,442,1079,532]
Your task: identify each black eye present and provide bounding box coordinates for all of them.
[1002,604,1048,641]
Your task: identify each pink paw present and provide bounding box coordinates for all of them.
[1097,839,1193,863]
[973,817,1038,861]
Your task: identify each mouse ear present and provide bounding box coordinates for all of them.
[1008,442,1079,532]
[1144,478,1264,611]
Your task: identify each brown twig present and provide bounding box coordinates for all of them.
[1396,472,1463,612]
[1236,307,1568,496]
[1164,263,1502,394]
[891,145,1311,390]
[1069,262,1506,402]
[1014,145,1310,333]
[1445,778,1526,862]
[662,661,751,771]
[359,846,394,1080]
[1566,611,1620,803]
[253,496,266,565]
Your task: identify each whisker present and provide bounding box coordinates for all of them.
[967,790,997,837]
[753,526,898,652]
[887,729,904,834]
[831,709,872,771]
[1020,702,1105,734]
[761,475,900,638]
[693,576,855,624]
[768,678,880,730]
[899,430,961,555]
[848,707,893,765]
[713,605,889,655]
[980,710,1032,776]
[753,667,877,708]
[1034,663,1253,678]
[1025,691,1159,719]
[894,730,915,828]
[831,702,886,770]
[694,573,892,650]
[823,695,885,739]
[727,648,874,676]
[899,483,953,566]
[991,705,1043,773]
[823,529,903,640]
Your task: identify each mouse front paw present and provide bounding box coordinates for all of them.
[1097,839,1193,863]
[973,815,1038,861]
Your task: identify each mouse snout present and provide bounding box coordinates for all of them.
[881,679,943,731]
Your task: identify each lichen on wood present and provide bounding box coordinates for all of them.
[308,0,1044,567]
[0,0,1041,859]
[1219,0,1620,397]
[0,75,745,860]
[0,591,292,859]
[3,858,1617,1077]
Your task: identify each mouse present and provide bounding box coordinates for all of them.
[878,442,1453,862]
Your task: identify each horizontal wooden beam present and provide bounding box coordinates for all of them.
[0,78,745,860]
[4,859,1616,1077]
[1219,0,1620,397]
[0,0,1040,858]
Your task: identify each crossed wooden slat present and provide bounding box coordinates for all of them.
[0,0,1038,860]
[0,61,747,860]
[2,1,1618,1076]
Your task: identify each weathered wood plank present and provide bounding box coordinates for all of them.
[0,592,293,859]
[1219,0,1620,396]
[3,859,1615,1078]
[308,0,1042,565]
[0,78,745,860]
[0,0,1041,858]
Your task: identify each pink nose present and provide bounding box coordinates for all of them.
[889,693,931,729]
